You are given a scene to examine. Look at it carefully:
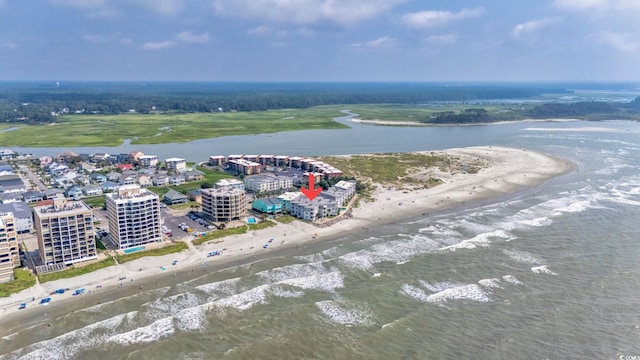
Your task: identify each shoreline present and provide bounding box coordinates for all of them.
[0,146,575,336]
[349,117,583,126]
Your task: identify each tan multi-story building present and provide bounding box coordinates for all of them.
[106,184,162,250]
[0,212,20,283]
[202,188,247,223]
[33,198,96,266]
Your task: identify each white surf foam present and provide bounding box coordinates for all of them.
[212,284,270,311]
[268,285,305,298]
[256,262,329,283]
[315,300,372,326]
[339,233,439,270]
[195,277,241,297]
[478,278,502,289]
[531,265,557,275]
[400,284,428,302]
[502,275,523,285]
[438,229,510,251]
[418,281,466,293]
[278,271,344,292]
[5,313,133,360]
[107,317,175,346]
[502,249,542,264]
[426,284,490,305]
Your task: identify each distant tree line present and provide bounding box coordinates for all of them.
[528,101,619,118]
[0,83,556,123]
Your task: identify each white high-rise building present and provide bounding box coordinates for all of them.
[106,184,162,249]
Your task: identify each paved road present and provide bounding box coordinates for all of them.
[19,165,47,191]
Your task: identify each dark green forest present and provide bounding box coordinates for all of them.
[1,82,639,124]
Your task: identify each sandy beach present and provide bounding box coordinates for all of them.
[0,146,574,333]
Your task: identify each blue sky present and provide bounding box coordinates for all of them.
[1,0,639,82]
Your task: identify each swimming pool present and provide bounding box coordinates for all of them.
[123,246,146,254]
[247,217,257,224]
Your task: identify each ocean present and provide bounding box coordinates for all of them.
[2,119,640,359]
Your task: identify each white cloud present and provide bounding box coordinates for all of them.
[424,34,457,44]
[589,30,638,52]
[175,31,210,43]
[511,18,557,38]
[142,40,175,50]
[350,36,396,49]
[3,41,16,49]
[212,0,403,26]
[401,7,483,29]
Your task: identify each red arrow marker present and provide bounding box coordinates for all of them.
[301,173,322,200]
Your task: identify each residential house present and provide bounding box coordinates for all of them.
[89,173,107,184]
[184,170,204,182]
[43,188,64,199]
[187,189,202,203]
[65,185,83,200]
[129,151,144,164]
[138,155,159,168]
[168,175,185,186]
[119,173,137,185]
[0,193,22,204]
[252,197,282,214]
[116,163,133,171]
[165,158,187,173]
[0,202,33,233]
[82,185,103,197]
[39,156,53,167]
[0,163,14,176]
[92,153,110,164]
[22,190,44,204]
[80,162,97,172]
[0,149,16,160]
[163,189,188,205]
[0,175,26,194]
[106,171,120,182]
[55,151,77,162]
[152,175,169,187]
[136,173,153,188]
[100,181,119,193]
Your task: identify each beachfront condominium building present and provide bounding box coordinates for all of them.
[165,157,187,173]
[138,155,159,168]
[33,198,97,266]
[244,174,293,193]
[106,184,162,249]
[202,188,247,223]
[0,212,20,283]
